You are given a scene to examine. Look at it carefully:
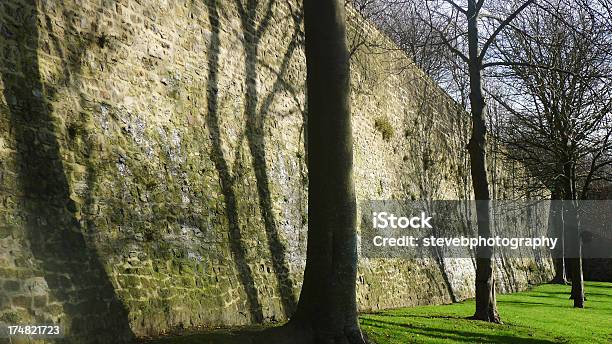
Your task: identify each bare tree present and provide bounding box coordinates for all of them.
[405,0,535,322]
[348,0,470,98]
[350,0,610,312]
[350,0,539,322]
[486,0,612,307]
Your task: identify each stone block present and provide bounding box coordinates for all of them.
[3,280,20,292]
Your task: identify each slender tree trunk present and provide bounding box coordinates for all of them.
[466,0,500,323]
[565,203,584,307]
[562,162,584,308]
[279,0,366,342]
[549,189,568,284]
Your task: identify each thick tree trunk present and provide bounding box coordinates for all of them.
[466,0,500,323]
[275,0,366,343]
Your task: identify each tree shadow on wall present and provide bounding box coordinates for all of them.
[234,0,304,318]
[204,0,264,323]
[0,1,133,343]
[205,0,305,323]
[410,83,458,304]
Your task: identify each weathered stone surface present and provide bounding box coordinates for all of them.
[0,0,552,342]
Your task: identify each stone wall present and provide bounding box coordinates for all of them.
[0,0,553,342]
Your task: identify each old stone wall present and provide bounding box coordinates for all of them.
[0,0,552,342]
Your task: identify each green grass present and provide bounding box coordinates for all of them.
[144,282,612,344]
[361,281,612,344]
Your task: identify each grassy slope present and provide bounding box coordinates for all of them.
[361,281,612,344]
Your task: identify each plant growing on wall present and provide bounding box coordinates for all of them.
[374,116,395,141]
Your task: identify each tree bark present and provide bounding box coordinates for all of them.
[466,0,500,323]
[564,204,584,307]
[562,161,585,308]
[277,0,366,342]
[549,190,569,284]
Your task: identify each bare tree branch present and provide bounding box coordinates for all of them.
[479,0,535,62]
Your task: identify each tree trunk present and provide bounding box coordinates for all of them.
[562,161,585,308]
[466,0,500,323]
[549,190,568,284]
[275,0,366,342]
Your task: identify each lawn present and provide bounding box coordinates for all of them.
[145,281,612,344]
[361,281,612,344]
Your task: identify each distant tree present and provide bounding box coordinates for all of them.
[349,0,469,98]
[413,0,536,322]
[486,0,612,306]
[350,0,611,311]
[351,0,539,322]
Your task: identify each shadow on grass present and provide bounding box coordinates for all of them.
[523,290,603,303]
[360,318,556,344]
[583,292,612,297]
[497,300,552,307]
[370,314,464,321]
